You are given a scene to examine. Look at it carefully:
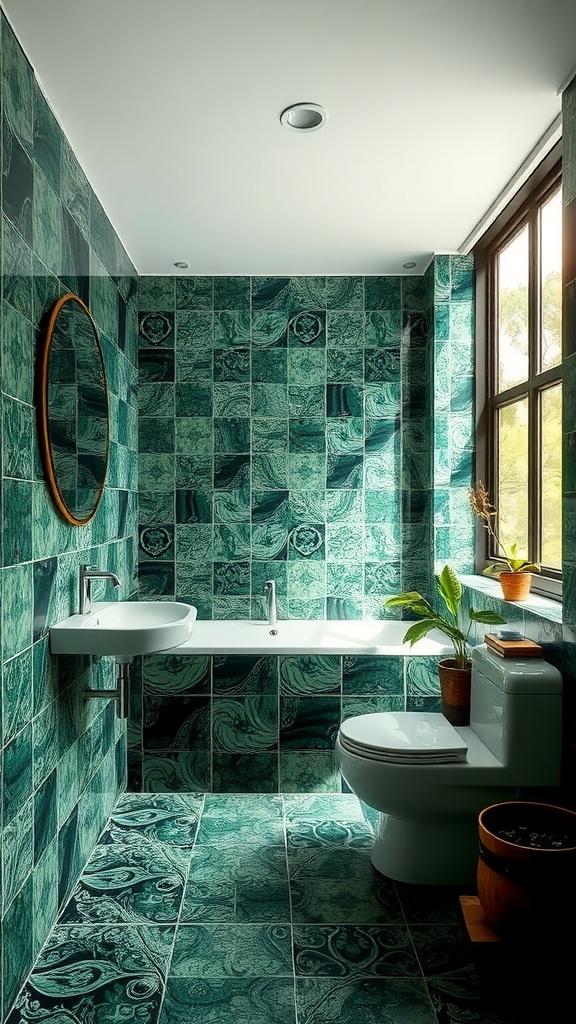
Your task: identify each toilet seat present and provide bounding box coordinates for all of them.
[338,712,469,764]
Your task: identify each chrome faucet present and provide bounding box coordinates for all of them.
[264,579,277,626]
[79,564,121,615]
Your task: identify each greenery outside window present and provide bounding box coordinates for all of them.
[474,144,562,599]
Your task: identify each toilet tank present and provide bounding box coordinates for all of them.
[470,644,563,784]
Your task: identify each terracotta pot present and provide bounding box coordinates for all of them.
[477,801,576,936]
[498,572,532,601]
[438,658,471,726]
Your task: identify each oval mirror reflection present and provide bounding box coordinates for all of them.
[37,292,109,525]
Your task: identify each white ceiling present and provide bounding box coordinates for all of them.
[3,0,576,276]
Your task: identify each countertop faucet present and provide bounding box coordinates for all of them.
[79,563,121,615]
[264,579,277,626]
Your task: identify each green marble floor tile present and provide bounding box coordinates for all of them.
[295,977,437,1024]
[293,923,419,976]
[59,837,191,923]
[170,924,293,977]
[7,925,174,1024]
[106,792,204,845]
[159,976,296,1024]
[290,874,403,925]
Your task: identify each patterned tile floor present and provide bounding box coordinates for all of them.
[6,793,568,1024]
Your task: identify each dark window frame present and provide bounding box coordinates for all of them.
[474,142,562,600]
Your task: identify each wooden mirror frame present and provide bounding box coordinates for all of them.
[37,292,110,526]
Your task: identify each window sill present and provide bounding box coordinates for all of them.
[459,574,563,625]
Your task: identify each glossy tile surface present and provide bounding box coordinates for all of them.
[7,792,524,1024]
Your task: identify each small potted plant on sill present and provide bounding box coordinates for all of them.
[469,481,541,601]
[385,565,506,726]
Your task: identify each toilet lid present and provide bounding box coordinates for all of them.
[338,712,469,764]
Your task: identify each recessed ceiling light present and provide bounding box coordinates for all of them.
[280,103,327,132]
[173,262,189,269]
[403,261,417,269]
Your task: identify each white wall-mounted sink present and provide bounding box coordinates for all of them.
[50,601,197,657]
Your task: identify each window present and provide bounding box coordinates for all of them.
[474,144,562,598]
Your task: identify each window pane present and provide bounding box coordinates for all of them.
[497,226,529,390]
[540,189,562,371]
[497,399,528,559]
[541,384,562,568]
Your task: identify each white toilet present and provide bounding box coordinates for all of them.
[335,644,563,885]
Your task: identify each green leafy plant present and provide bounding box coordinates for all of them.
[385,565,506,669]
[469,481,541,575]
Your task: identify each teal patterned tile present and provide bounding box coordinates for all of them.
[138,382,175,415]
[287,454,326,490]
[290,872,403,925]
[214,417,250,453]
[144,654,210,695]
[177,347,213,381]
[139,416,175,452]
[142,752,211,793]
[252,418,288,453]
[325,489,363,523]
[280,696,339,750]
[326,562,363,596]
[2,18,34,151]
[293,923,418,976]
[139,453,174,491]
[3,721,33,825]
[326,348,364,382]
[2,215,34,321]
[279,752,341,794]
[253,452,288,489]
[402,276,430,312]
[159,977,296,1024]
[213,656,277,695]
[175,454,212,488]
[279,656,340,695]
[289,277,327,312]
[252,383,288,417]
[365,522,400,560]
[252,348,287,382]
[7,925,174,1024]
[2,798,33,911]
[288,348,326,384]
[196,808,284,847]
[364,307,401,348]
[175,309,212,345]
[214,276,250,310]
[325,418,364,456]
[326,277,364,310]
[213,561,250,594]
[214,347,250,381]
[59,838,190,923]
[342,695,404,716]
[175,381,213,416]
[2,873,33,1014]
[1,301,35,403]
[170,924,293,977]
[3,394,33,479]
[448,301,474,340]
[176,528,214,561]
[295,977,436,1024]
[2,648,33,742]
[214,310,251,347]
[212,695,277,751]
[326,524,362,562]
[252,309,289,345]
[342,655,403,695]
[365,382,401,417]
[214,524,251,560]
[213,383,251,417]
[287,561,326,599]
[175,276,212,309]
[2,562,33,659]
[252,277,291,312]
[283,792,368,824]
[61,141,91,236]
[288,385,325,417]
[326,311,365,347]
[365,277,401,310]
[326,384,363,417]
[214,753,278,790]
[32,166,62,274]
[33,836,59,958]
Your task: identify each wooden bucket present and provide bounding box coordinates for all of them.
[477,801,576,936]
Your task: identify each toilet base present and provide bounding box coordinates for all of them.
[370,811,479,885]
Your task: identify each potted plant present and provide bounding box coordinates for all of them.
[385,565,506,726]
[469,481,540,600]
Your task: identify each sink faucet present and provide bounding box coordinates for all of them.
[264,579,277,626]
[79,564,121,615]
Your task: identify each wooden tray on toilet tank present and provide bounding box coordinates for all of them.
[484,634,543,658]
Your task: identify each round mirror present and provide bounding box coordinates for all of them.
[37,292,109,525]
